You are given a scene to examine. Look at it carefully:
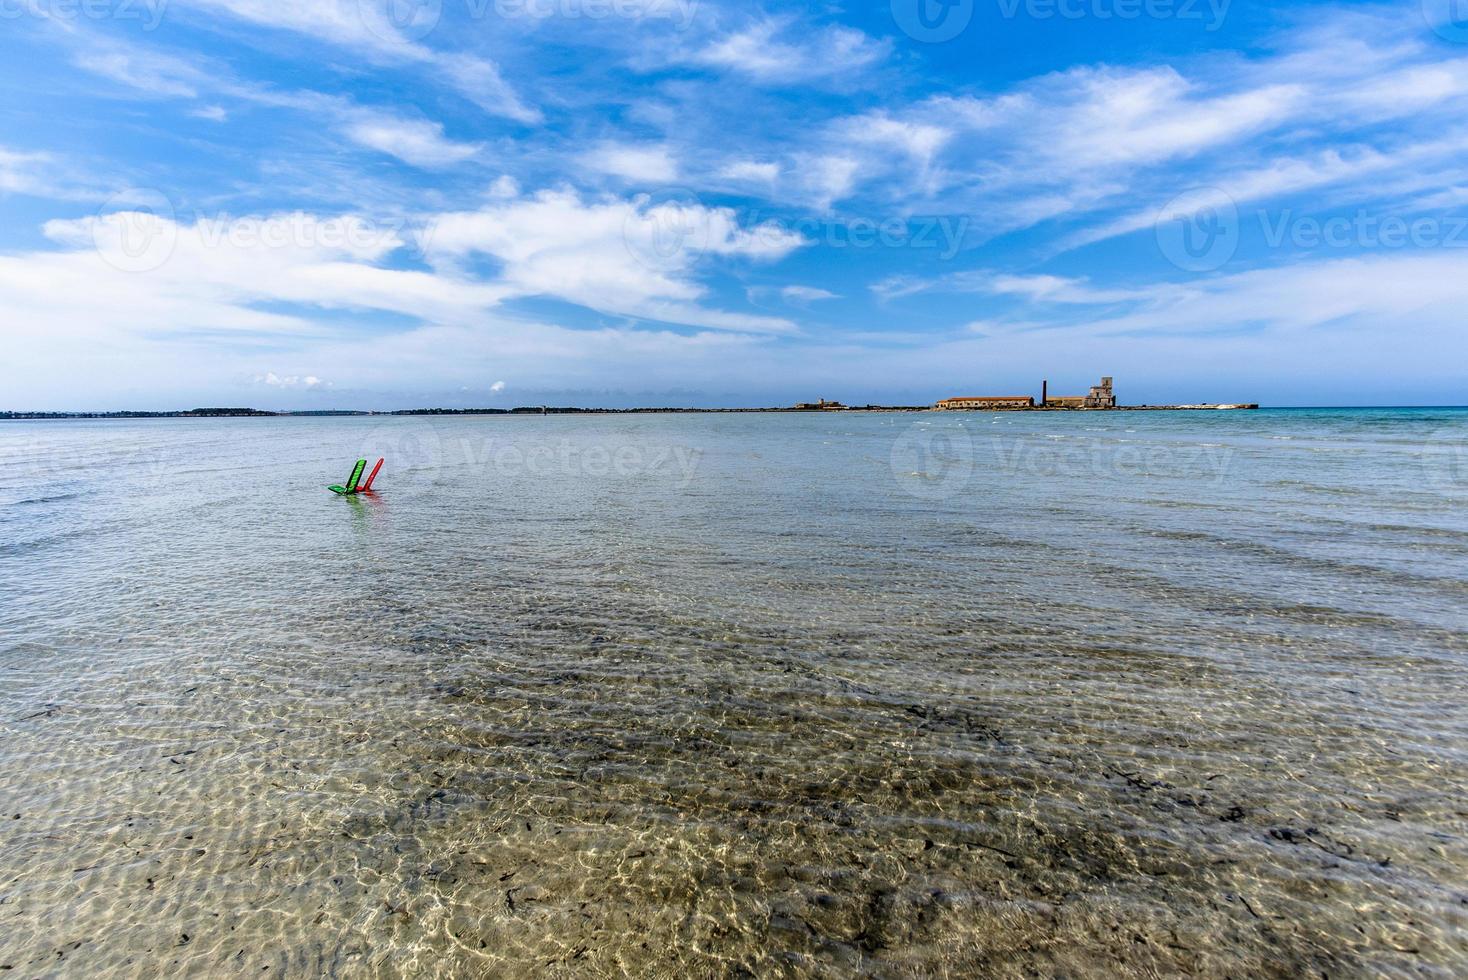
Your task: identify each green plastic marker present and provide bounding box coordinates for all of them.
[329,459,367,496]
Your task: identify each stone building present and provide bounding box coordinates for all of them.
[935,396,1035,410]
[1083,377,1116,408]
[1040,376,1117,409]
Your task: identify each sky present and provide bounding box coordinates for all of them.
[2,0,1468,409]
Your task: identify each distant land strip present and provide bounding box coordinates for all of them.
[2,404,1260,420]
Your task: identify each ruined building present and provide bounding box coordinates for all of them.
[935,396,1036,410]
[1083,377,1116,408]
[936,377,1118,411]
[1041,377,1116,408]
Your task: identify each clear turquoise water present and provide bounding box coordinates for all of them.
[1,409,1466,976]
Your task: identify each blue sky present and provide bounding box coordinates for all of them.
[2,0,1467,409]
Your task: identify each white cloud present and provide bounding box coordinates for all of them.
[719,160,780,184]
[0,187,808,408]
[174,0,540,122]
[797,155,860,211]
[1011,67,1300,169]
[781,286,838,303]
[836,113,951,169]
[976,273,1148,305]
[579,143,679,183]
[490,380,506,393]
[825,113,953,200]
[929,253,1468,349]
[71,45,205,98]
[867,64,1304,224]
[55,33,490,174]
[1073,253,1468,338]
[256,372,327,388]
[439,53,542,125]
[869,270,1145,306]
[177,0,417,58]
[340,113,482,168]
[425,189,805,332]
[1060,134,1468,254]
[0,144,108,203]
[814,17,1468,243]
[5,210,509,351]
[689,18,889,83]
[868,275,930,302]
[0,147,56,197]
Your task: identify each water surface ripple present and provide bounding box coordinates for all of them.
[1,410,1466,977]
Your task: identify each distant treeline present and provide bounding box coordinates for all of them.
[4,405,933,420]
[0,408,379,419]
[394,407,768,415]
[386,406,931,415]
[2,408,275,419]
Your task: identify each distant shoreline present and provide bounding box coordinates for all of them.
[1,404,1265,420]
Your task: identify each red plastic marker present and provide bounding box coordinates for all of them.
[357,457,384,492]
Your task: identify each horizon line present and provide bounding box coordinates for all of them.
[9,404,1468,418]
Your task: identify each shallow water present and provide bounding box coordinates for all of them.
[1,409,1466,977]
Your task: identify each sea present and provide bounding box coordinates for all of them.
[1,408,1465,977]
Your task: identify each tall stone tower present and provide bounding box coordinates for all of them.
[1084,377,1116,408]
